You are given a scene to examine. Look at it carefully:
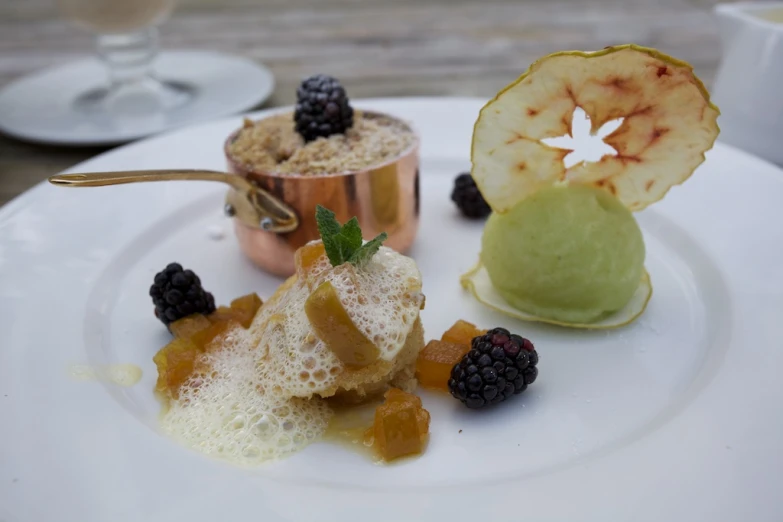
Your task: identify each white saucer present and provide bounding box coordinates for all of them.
[0,50,274,146]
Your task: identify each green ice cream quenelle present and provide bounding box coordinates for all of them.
[481,184,645,324]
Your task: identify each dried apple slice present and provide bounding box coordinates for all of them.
[471,44,720,213]
[460,262,652,329]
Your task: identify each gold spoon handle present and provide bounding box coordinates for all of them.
[48,170,299,233]
[49,170,250,191]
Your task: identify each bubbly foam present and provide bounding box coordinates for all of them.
[160,243,423,465]
[161,327,332,465]
[249,245,424,398]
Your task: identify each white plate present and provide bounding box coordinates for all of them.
[1,98,782,522]
[0,51,274,146]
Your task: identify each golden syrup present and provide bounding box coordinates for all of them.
[68,363,142,387]
[322,401,378,460]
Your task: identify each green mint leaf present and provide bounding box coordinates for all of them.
[339,217,363,251]
[316,205,347,266]
[320,232,344,267]
[327,217,363,265]
[330,234,357,265]
[348,232,388,265]
[315,205,341,239]
[316,206,367,267]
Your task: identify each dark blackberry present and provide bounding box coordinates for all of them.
[451,173,491,219]
[448,327,538,409]
[149,263,216,327]
[294,74,354,142]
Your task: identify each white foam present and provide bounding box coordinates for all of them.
[160,243,423,464]
[161,327,332,465]
[248,244,424,398]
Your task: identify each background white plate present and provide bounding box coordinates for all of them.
[0,51,274,146]
[1,98,782,522]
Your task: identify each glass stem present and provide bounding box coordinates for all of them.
[95,27,159,89]
[75,25,191,114]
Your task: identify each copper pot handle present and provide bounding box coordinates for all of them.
[48,169,299,233]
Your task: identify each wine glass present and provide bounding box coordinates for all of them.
[0,0,273,145]
[56,0,193,116]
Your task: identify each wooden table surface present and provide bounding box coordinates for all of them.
[0,0,750,206]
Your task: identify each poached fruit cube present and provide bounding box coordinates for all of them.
[190,319,242,351]
[372,388,430,461]
[208,292,262,329]
[153,338,203,399]
[230,293,263,318]
[415,320,485,391]
[416,340,471,392]
[169,314,211,339]
[295,242,326,277]
[441,319,486,345]
[154,293,262,400]
[154,320,242,399]
[304,281,380,367]
[209,306,243,326]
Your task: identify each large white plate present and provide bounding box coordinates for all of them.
[1,98,781,522]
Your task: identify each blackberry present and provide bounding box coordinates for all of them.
[451,173,491,218]
[149,263,216,327]
[448,327,538,409]
[294,74,354,142]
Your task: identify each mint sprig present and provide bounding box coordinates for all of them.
[315,205,388,267]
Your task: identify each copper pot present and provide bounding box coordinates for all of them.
[224,111,421,277]
[46,112,420,278]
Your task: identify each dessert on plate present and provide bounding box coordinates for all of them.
[44,44,729,476]
[224,75,420,276]
[460,44,721,328]
[251,205,425,404]
[149,203,542,464]
[151,206,428,464]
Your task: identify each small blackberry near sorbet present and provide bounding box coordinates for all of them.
[451,172,491,218]
[448,327,539,409]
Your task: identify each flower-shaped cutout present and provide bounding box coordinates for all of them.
[470,44,720,213]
